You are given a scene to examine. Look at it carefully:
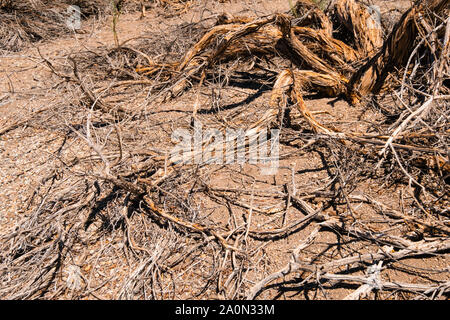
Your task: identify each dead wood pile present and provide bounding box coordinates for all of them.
[0,0,449,300]
[138,0,449,172]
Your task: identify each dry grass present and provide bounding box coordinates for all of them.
[0,0,448,300]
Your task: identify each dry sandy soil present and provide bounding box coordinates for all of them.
[0,0,448,300]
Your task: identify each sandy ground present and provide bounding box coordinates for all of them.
[0,0,448,300]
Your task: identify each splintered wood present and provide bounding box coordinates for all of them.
[1,0,449,301]
[140,0,448,103]
[131,0,449,298]
[136,0,449,172]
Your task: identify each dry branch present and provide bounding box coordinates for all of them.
[332,0,383,56]
[348,0,450,102]
[2,0,449,301]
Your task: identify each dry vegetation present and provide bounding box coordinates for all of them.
[0,0,449,300]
